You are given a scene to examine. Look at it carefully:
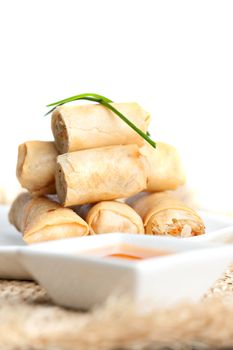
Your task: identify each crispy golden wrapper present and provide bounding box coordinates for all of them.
[16,141,58,196]
[141,142,185,192]
[56,144,147,207]
[9,193,89,244]
[84,201,145,235]
[52,103,150,153]
[129,192,205,237]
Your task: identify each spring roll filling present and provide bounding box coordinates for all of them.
[56,162,68,205]
[146,209,205,237]
[53,113,69,153]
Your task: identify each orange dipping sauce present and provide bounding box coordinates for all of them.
[81,243,171,261]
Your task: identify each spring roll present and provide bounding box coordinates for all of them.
[51,102,150,153]
[129,192,205,237]
[9,193,89,244]
[56,144,147,207]
[16,141,58,196]
[82,201,145,235]
[140,142,185,192]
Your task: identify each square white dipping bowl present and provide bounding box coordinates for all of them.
[20,234,233,309]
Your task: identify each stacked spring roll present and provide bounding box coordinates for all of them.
[51,102,150,153]
[10,101,205,243]
[16,141,58,196]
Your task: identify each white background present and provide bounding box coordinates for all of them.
[0,0,232,213]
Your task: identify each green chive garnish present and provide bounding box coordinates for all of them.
[45,93,156,148]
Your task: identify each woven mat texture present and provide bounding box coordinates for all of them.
[0,266,232,350]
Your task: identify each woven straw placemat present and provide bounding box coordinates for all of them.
[0,266,232,350]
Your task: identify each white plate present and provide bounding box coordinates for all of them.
[0,206,29,279]
[19,234,233,309]
[1,205,233,280]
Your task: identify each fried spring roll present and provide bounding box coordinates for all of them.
[56,144,147,207]
[129,192,205,237]
[140,142,185,192]
[9,193,89,244]
[84,201,145,234]
[16,141,58,196]
[51,103,150,153]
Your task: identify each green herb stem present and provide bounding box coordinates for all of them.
[47,93,112,107]
[99,100,156,148]
[45,93,156,148]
